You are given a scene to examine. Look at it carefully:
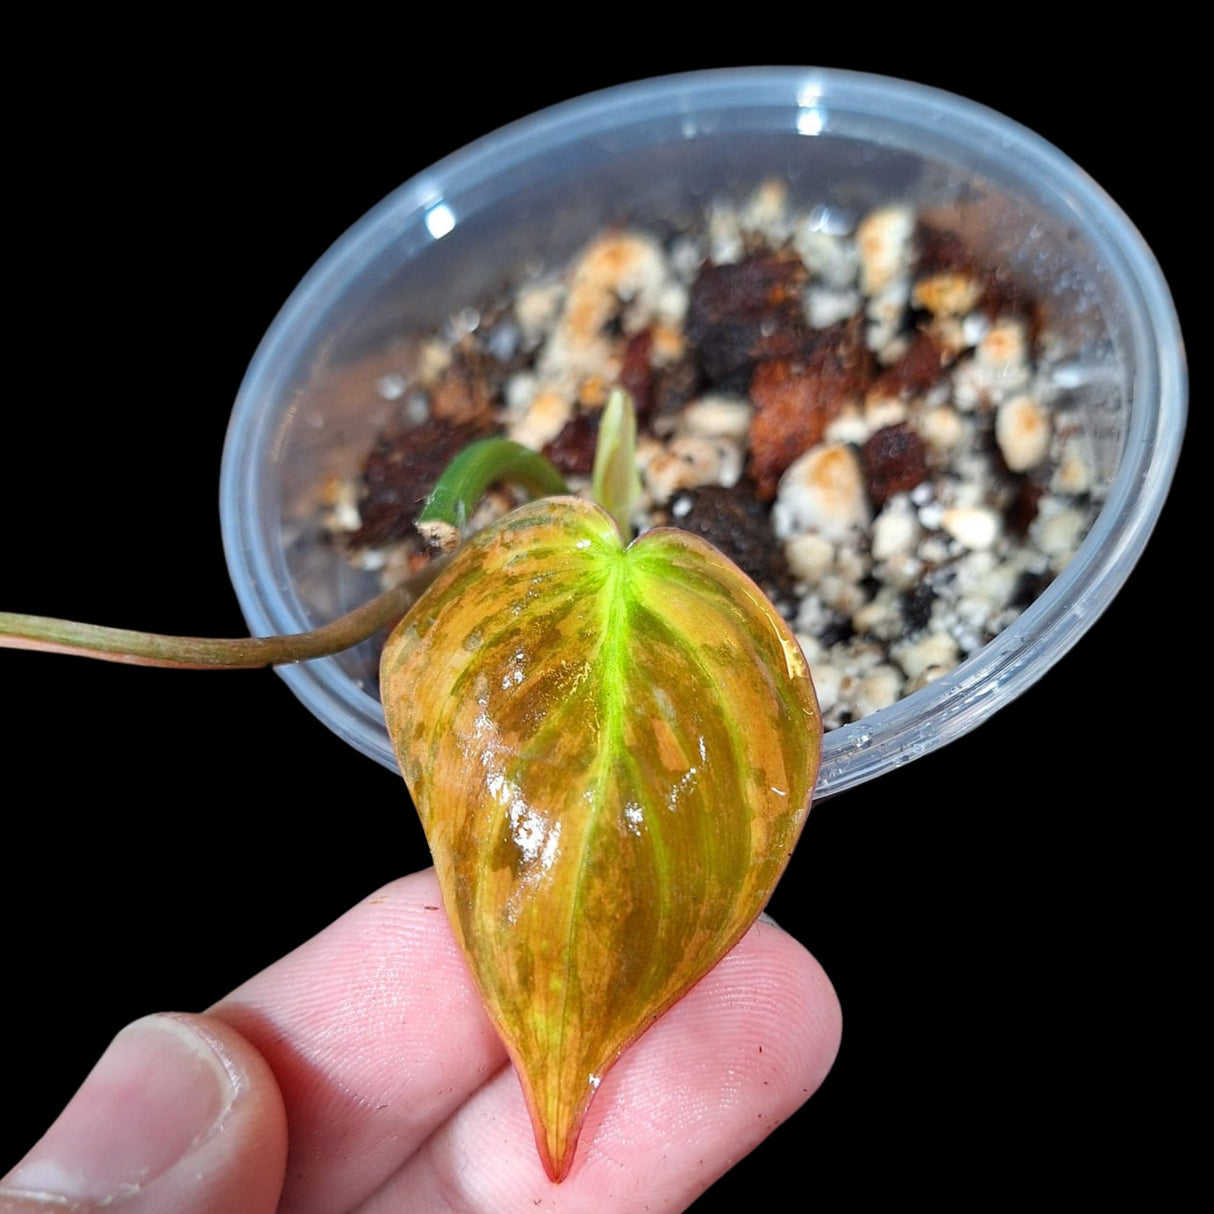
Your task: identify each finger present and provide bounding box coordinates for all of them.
[208,868,508,1214]
[0,1012,287,1214]
[359,916,841,1213]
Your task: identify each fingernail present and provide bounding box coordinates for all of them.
[1,1014,237,1205]
[757,911,782,928]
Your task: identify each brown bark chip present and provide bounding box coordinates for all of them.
[748,322,872,500]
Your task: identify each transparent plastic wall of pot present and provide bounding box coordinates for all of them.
[220,68,1186,799]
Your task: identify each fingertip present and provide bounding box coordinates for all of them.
[753,915,843,1067]
[1,1012,287,1214]
[385,916,843,1212]
[755,910,843,1044]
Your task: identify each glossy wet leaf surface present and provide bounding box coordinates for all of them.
[382,496,820,1181]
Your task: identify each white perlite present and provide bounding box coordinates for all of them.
[326,180,1101,732]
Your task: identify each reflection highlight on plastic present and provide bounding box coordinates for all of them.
[425,201,456,239]
[797,107,825,136]
[796,83,825,136]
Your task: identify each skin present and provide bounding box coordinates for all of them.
[0,869,841,1214]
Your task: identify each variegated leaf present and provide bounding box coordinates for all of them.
[382,495,820,1181]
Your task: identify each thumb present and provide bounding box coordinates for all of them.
[1,1012,287,1214]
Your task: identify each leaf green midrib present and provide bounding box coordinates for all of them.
[554,544,629,1086]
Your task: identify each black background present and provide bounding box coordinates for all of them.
[3,39,1198,1210]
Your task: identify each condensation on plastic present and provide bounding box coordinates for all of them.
[219,68,1186,800]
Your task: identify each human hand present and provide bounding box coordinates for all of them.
[1,869,840,1213]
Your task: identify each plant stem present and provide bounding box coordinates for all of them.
[416,438,568,551]
[1,428,578,670]
[0,559,446,669]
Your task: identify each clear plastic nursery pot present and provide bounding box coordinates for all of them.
[219,67,1186,800]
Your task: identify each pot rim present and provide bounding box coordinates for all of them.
[219,66,1187,800]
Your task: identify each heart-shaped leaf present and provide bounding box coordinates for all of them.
[382,495,820,1181]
